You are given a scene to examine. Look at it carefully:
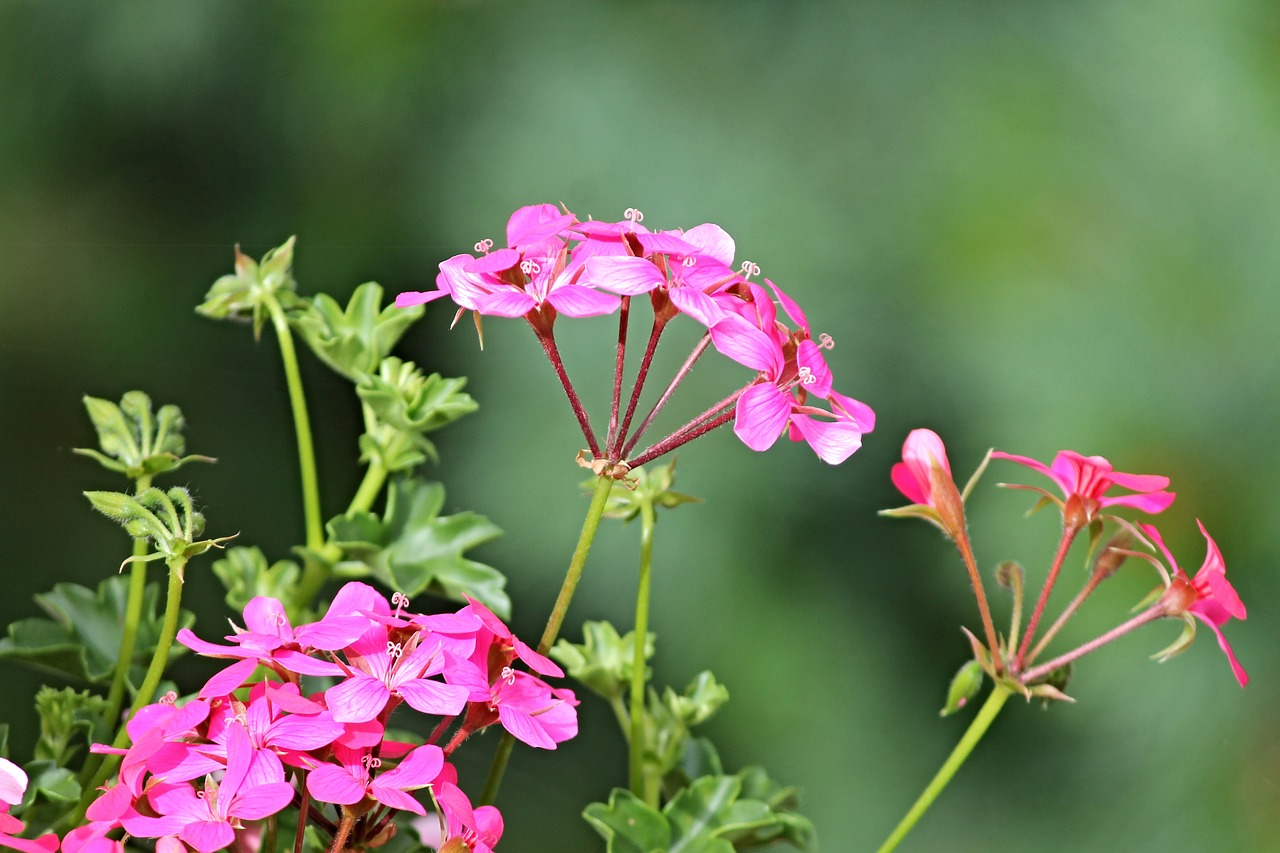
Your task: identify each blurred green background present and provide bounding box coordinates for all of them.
[2,1,1278,850]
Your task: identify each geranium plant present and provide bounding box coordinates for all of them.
[0,204,1247,853]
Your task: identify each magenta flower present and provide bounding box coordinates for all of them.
[891,429,952,507]
[434,774,504,853]
[307,743,444,816]
[991,449,1175,522]
[124,723,294,853]
[324,627,469,724]
[488,669,579,750]
[1144,521,1248,687]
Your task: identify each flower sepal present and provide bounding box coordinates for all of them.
[1150,613,1197,664]
[197,237,300,338]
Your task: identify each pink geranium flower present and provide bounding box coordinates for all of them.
[991,449,1175,522]
[434,773,504,853]
[307,744,444,816]
[123,723,294,853]
[1144,521,1248,687]
[891,429,952,507]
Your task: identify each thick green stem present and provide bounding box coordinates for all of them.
[629,500,657,805]
[479,475,616,805]
[65,557,188,830]
[875,684,1012,853]
[265,296,326,610]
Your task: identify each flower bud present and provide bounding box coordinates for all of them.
[1091,534,1132,581]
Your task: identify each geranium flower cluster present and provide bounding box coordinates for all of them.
[396,204,874,467]
[69,583,577,853]
[888,429,1248,690]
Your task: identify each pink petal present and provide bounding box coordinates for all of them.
[789,415,865,464]
[1195,615,1248,687]
[229,781,295,821]
[733,383,792,452]
[326,675,391,724]
[682,223,735,267]
[1098,491,1177,513]
[582,256,666,296]
[307,764,367,806]
[474,289,537,318]
[668,286,727,328]
[397,679,470,716]
[710,314,784,374]
[0,760,26,806]
[180,820,235,853]
[636,231,699,257]
[198,658,258,699]
[546,285,621,317]
[395,289,452,309]
[507,205,575,247]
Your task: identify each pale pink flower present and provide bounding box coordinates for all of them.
[1144,521,1248,687]
[891,429,952,507]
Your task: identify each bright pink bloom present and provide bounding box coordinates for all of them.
[1143,521,1248,687]
[891,429,952,506]
[991,449,1175,519]
[434,772,504,853]
[124,723,294,853]
[324,627,469,724]
[488,670,579,750]
[307,744,444,816]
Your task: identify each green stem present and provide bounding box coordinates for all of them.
[349,459,388,517]
[875,684,1012,853]
[64,557,188,830]
[629,500,656,805]
[479,475,617,806]
[265,295,326,609]
[83,480,154,787]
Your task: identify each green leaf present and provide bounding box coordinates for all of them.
[22,761,81,805]
[583,788,671,853]
[326,477,508,618]
[663,776,741,853]
[291,283,425,382]
[210,546,302,614]
[550,620,653,701]
[0,575,192,687]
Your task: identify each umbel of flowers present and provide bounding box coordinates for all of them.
[874,428,1249,852]
[70,583,573,853]
[396,204,875,469]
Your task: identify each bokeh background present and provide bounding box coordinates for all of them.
[2,2,1278,850]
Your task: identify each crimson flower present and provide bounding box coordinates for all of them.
[991,449,1174,523]
[1144,521,1248,687]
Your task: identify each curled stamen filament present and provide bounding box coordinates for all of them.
[740,260,761,279]
[817,333,834,349]
[520,259,541,276]
[681,256,697,268]
[386,641,404,659]
[474,238,494,254]
[500,666,516,686]
[797,366,816,386]
[624,207,644,224]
